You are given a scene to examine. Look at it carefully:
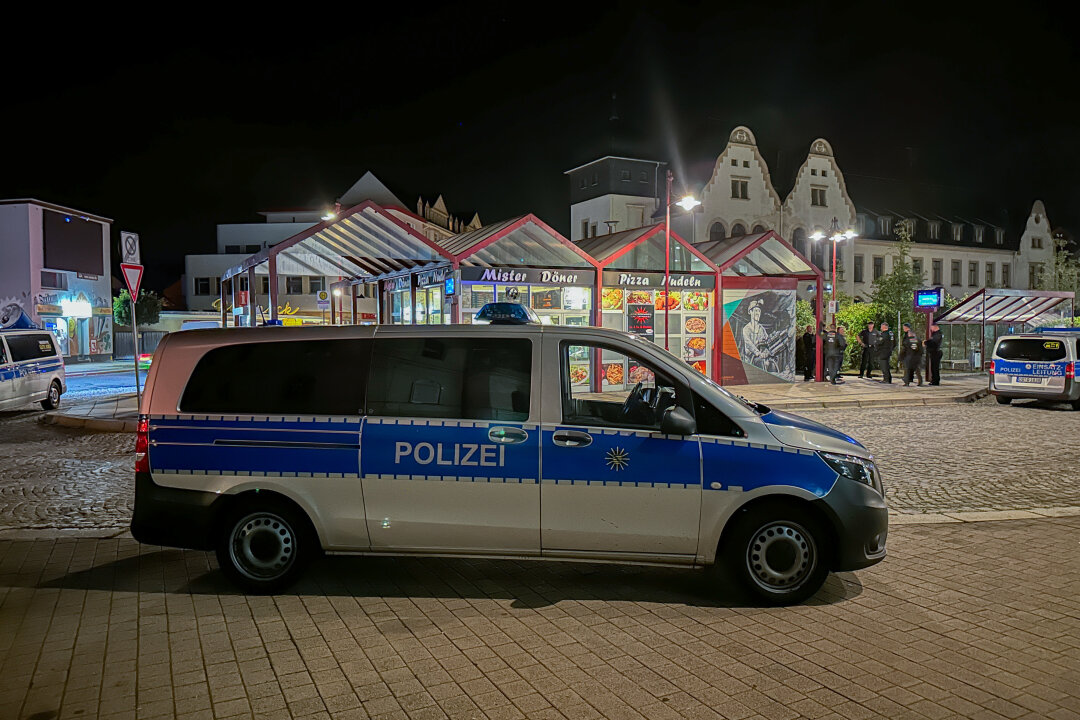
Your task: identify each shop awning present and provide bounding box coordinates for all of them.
[436,214,595,268]
[577,224,717,273]
[222,200,453,283]
[936,288,1076,325]
[693,231,817,277]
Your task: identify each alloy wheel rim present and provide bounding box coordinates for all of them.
[229,512,296,580]
[49,385,59,404]
[746,520,816,593]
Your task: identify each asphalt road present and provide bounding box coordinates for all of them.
[64,369,147,401]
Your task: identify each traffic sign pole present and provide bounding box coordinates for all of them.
[120,263,145,408]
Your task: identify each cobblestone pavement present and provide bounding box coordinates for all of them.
[796,397,1080,514]
[0,411,132,530]
[0,517,1077,720]
[2,397,1079,531]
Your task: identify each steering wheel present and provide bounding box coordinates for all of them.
[621,382,644,417]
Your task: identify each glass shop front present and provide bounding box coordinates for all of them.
[459,267,596,326]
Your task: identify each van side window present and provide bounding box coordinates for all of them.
[0,341,7,364]
[561,342,682,430]
[692,391,745,437]
[5,334,57,362]
[366,337,531,421]
[180,339,372,415]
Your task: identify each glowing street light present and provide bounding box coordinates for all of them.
[664,174,700,351]
[811,218,857,316]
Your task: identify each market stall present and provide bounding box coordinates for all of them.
[693,230,823,384]
[577,225,721,384]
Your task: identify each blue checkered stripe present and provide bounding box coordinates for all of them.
[148,414,363,478]
[540,424,701,489]
[1,360,62,383]
[698,436,836,496]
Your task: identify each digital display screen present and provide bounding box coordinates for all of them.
[444,278,455,295]
[916,289,941,307]
[42,209,104,275]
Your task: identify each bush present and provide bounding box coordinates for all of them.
[113,289,162,327]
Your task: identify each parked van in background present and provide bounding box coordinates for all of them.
[0,330,66,410]
[131,321,888,604]
[990,329,1080,409]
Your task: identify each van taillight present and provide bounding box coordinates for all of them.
[1068,362,1076,380]
[988,362,995,375]
[135,415,150,473]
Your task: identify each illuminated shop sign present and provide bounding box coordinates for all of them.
[602,271,716,290]
[459,267,595,286]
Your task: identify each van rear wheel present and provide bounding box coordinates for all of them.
[723,505,830,605]
[216,499,314,594]
[995,396,1012,405]
[40,381,61,410]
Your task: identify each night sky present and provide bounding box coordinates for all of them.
[3,2,1076,291]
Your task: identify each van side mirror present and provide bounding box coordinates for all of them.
[661,406,697,436]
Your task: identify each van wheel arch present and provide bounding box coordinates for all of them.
[717,495,838,569]
[213,489,323,549]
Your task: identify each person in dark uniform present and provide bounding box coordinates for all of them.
[876,321,895,384]
[801,324,816,381]
[857,321,878,378]
[821,326,845,384]
[900,329,924,386]
[926,323,943,385]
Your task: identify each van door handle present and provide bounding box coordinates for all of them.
[488,426,528,444]
[552,430,593,448]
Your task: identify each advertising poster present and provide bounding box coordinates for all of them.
[721,288,797,384]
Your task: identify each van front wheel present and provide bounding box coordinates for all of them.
[40,381,61,410]
[724,505,829,605]
[995,396,1012,405]
[216,499,313,594]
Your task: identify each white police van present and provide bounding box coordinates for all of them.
[131,323,887,604]
[989,329,1080,409]
[0,330,66,411]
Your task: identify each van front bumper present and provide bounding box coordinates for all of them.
[130,472,221,551]
[813,478,888,571]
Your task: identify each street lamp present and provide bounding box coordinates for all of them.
[664,169,700,350]
[810,217,856,319]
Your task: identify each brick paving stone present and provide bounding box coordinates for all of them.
[0,517,1077,719]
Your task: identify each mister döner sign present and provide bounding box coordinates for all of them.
[460,267,596,286]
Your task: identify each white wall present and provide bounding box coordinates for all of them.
[1014,201,1055,289]
[846,239,1020,300]
[0,204,33,311]
[698,127,782,242]
[184,253,330,313]
[569,194,655,241]
[215,222,317,253]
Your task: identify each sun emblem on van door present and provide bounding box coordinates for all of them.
[605,447,629,471]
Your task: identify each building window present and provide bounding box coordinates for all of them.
[974,226,984,243]
[873,256,884,281]
[968,261,978,287]
[811,187,827,207]
[928,222,940,240]
[912,258,923,279]
[639,171,648,182]
[951,260,961,286]
[1029,263,1043,288]
[811,169,818,176]
[821,170,828,177]
[260,276,270,295]
[224,244,243,253]
[985,262,994,286]
[285,276,303,294]
[194,277,211,295]
[730,158,738,166]
[709,222,725,242]
[620,170,631,181]
[1002,263,1010,288]
[731,179,749,199]
[742,160,749,168]
[591,173,598,186]
[932,259,943,285]
[581,220,589,239]
[995,229,1005,245]
[1032,236,1043,249]
[854,255,864,283]
[590,222,598,238]
[40,271,67,290]
[309,277,325,294]
[952,223,963,242]
[731,223,747,237]
[579,177,586,189]
[880,216,892,236]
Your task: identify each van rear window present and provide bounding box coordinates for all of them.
[180,339,372,415]
[995,338,1067,362]
[5,334,57,362]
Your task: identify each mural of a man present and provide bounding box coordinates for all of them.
[741,300,770,367]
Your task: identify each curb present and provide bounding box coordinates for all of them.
[44,412,138,433]
[765,387,988,410]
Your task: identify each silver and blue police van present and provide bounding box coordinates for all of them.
[131,322,887,604]
[989,329,1080,409]
[0,329,66,411]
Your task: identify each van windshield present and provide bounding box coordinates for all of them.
[996,338,1067,362]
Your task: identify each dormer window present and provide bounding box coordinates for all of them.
[928,221,940,240]
[952,223,963,242]
[821,170,828,177]
[880,216,892,236]
[995,229,1005,245]
[811,169,818,176]
[731,158,738,167]
[974,226,985,243]
[1032,236,1043,249]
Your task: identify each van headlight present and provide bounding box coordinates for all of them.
[819,452,880,493]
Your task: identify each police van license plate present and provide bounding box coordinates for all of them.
[1016,376,1044,384]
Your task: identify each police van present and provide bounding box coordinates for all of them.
[131,323,888,604]
[989,329,1080,409]
[0,329,66,411]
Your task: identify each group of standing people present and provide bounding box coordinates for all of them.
[798,321,944,386]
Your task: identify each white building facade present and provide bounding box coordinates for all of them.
[0,199,114,361]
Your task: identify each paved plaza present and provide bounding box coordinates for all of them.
[1,394,1079,719]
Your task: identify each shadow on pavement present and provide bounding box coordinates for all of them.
[32,547,862,608]
[1007,399,1076,412]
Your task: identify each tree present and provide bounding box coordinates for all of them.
[1036,230,1080,298]
[870,219,925,335]
[835,300,884,369]
[113,289,162,327]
